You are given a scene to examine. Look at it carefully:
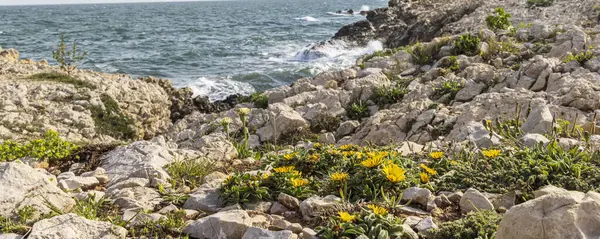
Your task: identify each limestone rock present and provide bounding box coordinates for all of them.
[278,193,301,210]
[521,133,550,147]
[183,210,253,239]
[402,187,433,207]
[183,176,227,213]
[522,105,553,134]
[496,190,600,239]
[299,195,341,220]
[242,227,295,239]
[28,213,127,239]
[335,120,359,138]
[459,188,494,214]
[0,162,75,219]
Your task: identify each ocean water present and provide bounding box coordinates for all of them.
[0,0,387,100]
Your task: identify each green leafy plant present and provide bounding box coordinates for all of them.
[310,114,341,133]
[130,210,188,238]
[317,206,409,239]
[527,0,554,7]
[372,85,408,106]
[454,33,481,56]
[408,42,436,65]
[89,93,137,140]
[562,49,595,64]
[440,56,460,72]
[0,206,36,234]
[234,108,253,158]
[220,173,271,205]
[0,130,80,164]
[242,92,269,109]
[52,33,87,75]
[428,210,502,239]
[432,79,464,101]
[347,101,370,120]
[28,72,96,89]
[166,158,216,190]
[486,8,512,31]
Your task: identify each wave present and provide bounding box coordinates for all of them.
[294,40,383,62]
[295,16,319,22]
[360,5,370,12]
[189,77,256,101]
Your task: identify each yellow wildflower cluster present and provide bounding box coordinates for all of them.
[283,152,298,160]
[482,149,501,158]
[360,157,383,168]
[308,154,321,163]
[429,151,444,159]
[367,204,388,216]
[339,144,357,151]
[420,172,430,183]
[382,162,406,183]
[330,172,349,182]
[313,142,322,148]
[338,211,356,222]
[274,166,296,173]
[329,149,342,156]
[291,178,309,187]
[262,173,270,180]
[420,164,437,175]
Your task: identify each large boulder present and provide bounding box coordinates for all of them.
[496,189,600,239]
[459,188,494,214]
[0,162,75,219]
[28,213,127,239]
[183,210,253,239]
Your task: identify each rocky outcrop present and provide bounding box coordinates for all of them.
[0,162,75,220]
[28,213,127,239]
[496,187,600,239]
[183,210,253,239]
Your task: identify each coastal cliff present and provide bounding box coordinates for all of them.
[1,0,600,238]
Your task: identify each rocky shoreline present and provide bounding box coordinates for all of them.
[1,0,600,238]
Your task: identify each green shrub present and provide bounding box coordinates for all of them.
[428,210,502,239]
[440,56,460,72]
[220,173,272,206]
[527,0,554,7]
[432,79,464,101]
[129,210,188,238]
[28,72,96,89]
[310,114,341,133]
[166,158,216,190]
[486,8,512,31]
[409,42,436,65]
[90,94,137,140]
[562,50,595,64]
[249,92,269,109]
[454,33,481,56]
[347,101,370,120]
[372,85,408,106]
[52,33,87,75]
[317,207,410,239]
[0,130,80,164]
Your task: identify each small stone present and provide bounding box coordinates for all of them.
[402,187,433,207]
[434,195,452,208]
[270,202,292,215]
[397,206,430,216]
[460,188,494,214]
[220,203,243,212]
[521,133,550,147]
[242,227,295,239]
[278,193,300,210]
[157,204,179,214]
[415,217,437,232]
[286,223,303,233]
[404,216,422,228]
[301,228,318,239]
[245,201,273,213]
[448,191,463,203]
[272,219,292,230]
[183,209,200,219]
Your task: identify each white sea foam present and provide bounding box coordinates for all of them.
[295,16,320,22]
[189,77,256,101]
[360,5,370,12]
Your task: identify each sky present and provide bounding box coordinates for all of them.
[0,0,210,6]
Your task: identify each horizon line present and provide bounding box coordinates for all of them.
[0,0,236,7]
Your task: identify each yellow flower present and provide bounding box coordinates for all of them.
[292,170,302,177]
[283,153,296,160]
[355,152,365,159]
[313,142,322,148]
[482,149,501,158]
[274,166,295,173]
[262,173,270,180]
[291,178,309,187]
[360,157,383,168]
[338,211,356,222]
[329,150,341,156]
[420,172,430,183]
[367,204,388,216]
[237,107,251,116]
[330,172,349,181]
[382,162,406,183]
[451,160,458,165]
[420,164,437,175]
[308,154,321,163]
[220,117,232,125]
[339,144,354,151]
[429,151,444,159]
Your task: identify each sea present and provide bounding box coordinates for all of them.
[0,0,387,100]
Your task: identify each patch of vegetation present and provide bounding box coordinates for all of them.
[310,114,341,133]
[595,5,600,20]
[486,8,512,31]
[0,206,36,234]
[166,158,216,190]
[553,119,584,139]
[454,33,481,56]
[347,101,370,120]
[317,205,410,239]
[90,94,137,140]
[220,173,272,205]
[527,0,554,7]
[363,46,409,63]
[440,56,460,72]
[408,42,437,65]
[428,210,502,239]
[239,92,269,109]
[52,33,87,75]
[0,130,80,165]
[28,72,96,89]
[129,210,188,238]
[371,85,408,106]
[432,79,464,101]
[562,49,595,64]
